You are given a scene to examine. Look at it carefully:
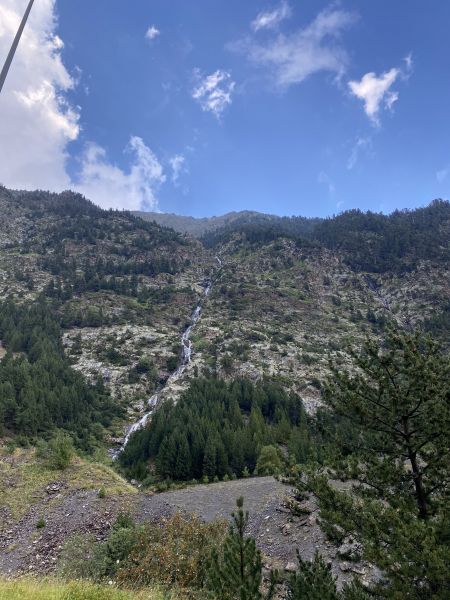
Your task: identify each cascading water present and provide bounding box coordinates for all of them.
[111,260,222,458]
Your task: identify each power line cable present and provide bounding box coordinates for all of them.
[0,0,35,94]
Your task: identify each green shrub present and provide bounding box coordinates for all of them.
[37,431,74,470]
[255,445,283,476]
[116,513,226,590]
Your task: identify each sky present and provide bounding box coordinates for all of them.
[0,1,449,218]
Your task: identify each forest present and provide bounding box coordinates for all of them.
[118,377,352,482]
[202,199,450,273]
[0,299,119,450]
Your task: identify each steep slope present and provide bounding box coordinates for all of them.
[1,189,448,438]
[0,187,215,442]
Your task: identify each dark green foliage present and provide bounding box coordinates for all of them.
[304,328,450,599]
[314,200,450,272]
[287,552,338,600]
[119,378,311,481]
[202,199,450,274]
[0,299,119,449]
[325,328,449,519]
[286,552,371,600]
[206,497,278,600]
[45,430,74,470]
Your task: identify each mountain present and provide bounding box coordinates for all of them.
[1,188,448,423]
[0,187,449,589]
[133,209,289,236]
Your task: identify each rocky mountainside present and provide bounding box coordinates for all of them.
[0,188,449,588]
[1,188,449,432]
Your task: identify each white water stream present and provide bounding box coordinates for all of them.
[112,257,221,458]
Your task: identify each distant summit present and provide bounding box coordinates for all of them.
[133,210,279,236]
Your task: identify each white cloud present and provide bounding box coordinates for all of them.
[318,171,335,195]
[145,25,160,41]
[169,154,187,184]
[347,136,372,170]
[251,1,292,32]
[239,7,357,89]
[348,55,413,124]
[0,1,166,211]
[75,137,165,211]
[0,0,79,190]
[192,69,235,119]
[436,168,448,183]
[348,69,400,124]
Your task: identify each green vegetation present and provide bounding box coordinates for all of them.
[286,553,370,599]
[0,447,135,521]
[59,511,226,594]
[0,299,119,449]
[314,200,450,272]
[0,578,167,600]
[56,499,370,599]
[119,378,313,482]
[302,328,450,599]
[203,199,450,273]
[206,497,278,600]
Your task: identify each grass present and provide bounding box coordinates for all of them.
[0,448,136,521]
[0,578,172,600]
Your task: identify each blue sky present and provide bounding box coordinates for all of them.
[1,1,450,217]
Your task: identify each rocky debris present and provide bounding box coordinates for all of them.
[0,490,133,576]
[138,477,377,588]
[0,472,379,588]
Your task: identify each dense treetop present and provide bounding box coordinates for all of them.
[0,299,119,449]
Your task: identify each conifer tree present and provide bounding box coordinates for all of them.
[286,552,371,600]
[206,497,277,600]
[304,328,450,598]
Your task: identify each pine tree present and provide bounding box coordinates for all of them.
[286,552,371,600]
[206,497,277,600]
[203,435,217,479]
[287,552,338,600]
[304,328,450,598]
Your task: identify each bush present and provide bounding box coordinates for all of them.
[59,514,138,582]
[36,518,46,529]
[255,445,283,476]
[37,431,74,470]
[116,513,226,590]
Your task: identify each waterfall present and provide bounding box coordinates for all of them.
[111,270,219,459]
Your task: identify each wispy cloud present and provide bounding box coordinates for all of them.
[169,154,188,184]
[436,167,448,183]
[75,137,165,211]
[192,69,235,119]
[348,54,413,125]
[318,171,335,195]
[236,6,357,90]
[347,136,372,170]
[145,25,160,40]
[251,1,292,32]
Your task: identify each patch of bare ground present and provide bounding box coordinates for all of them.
[137,477,376,587]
